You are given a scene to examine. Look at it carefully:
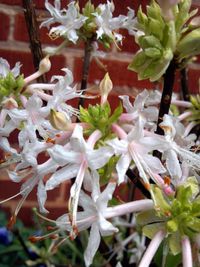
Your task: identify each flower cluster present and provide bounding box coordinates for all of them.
[41,0,136,53]
[0,1,200,267]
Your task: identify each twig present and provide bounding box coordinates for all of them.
[155,59,176,135]
[22,0,46,83]
[126,169,151,199]
[180,68,190,101]
[78,38,94,108]
[154,59,177,158]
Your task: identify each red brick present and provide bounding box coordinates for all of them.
[46,54,66,79]
[0,0,22,5]
[45,206,69,221]
[74,57,153,89]
[119,29,140,54]
[14,13,63,46]
[187,68,200,93]
[0,180,21,201]
[0,13,10,41]
[15,206,35,225]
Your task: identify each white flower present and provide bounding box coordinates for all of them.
[41,1,87,43]
[159,114,200,182]
[119,89,159,128]
[122,7,137,36]
[56,172,154,267]
[107,121,166,185]
[93,1,125,42]
[46,125,114,229]
[0,57,21,78]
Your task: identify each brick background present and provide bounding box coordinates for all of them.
[0,0,200,225]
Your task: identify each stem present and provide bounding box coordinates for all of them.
[126,169,151,199]
[78,39,94,108]
[155,59,176,136]
[22,0,46,83]
[180,68,190,101]
[154,59,176,159]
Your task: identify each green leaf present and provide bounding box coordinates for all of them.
[168,232,181,255]
[136,209,164,226]
[142,222,166,239]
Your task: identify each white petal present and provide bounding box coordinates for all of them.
[79,190,95,211]
[165,150,182,179]
[37,180,48,213]
[87,147,114,170]
[98,213,118,236]
[97,182,116,210]
[45,164,78,190]
[8,170,24,183]
[84,223,101,267]
[0,137,17,154]
[116,153,131,184]
[142,155,166,174]
[107,138,128,154]
[48,145,81,166]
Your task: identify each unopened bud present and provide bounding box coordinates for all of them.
[39,56,51,74]
[2,97,18,109]
[99,73,113,105]
[50,109,70,131]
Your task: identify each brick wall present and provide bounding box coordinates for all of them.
[0,0,200,225]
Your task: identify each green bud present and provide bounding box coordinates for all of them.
[144,47,161,58]
[138,35,163,50]
[149,18,164,40]
[177,28,200,59]
[167,219,178,233]
[137,6,148,30]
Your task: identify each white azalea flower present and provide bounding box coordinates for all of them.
[41,1,87,43]
[159,114,200,182]
[119,89,159,128]
[93,1,125,42]
[107,121,166,186]
[46,125,114,230]
[56,173,153,267]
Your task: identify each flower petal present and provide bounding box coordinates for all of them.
[84,223,101,267]
[45,164,78,190]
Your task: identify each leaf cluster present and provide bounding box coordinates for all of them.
[79,102,122,139]
[0,72,24,103]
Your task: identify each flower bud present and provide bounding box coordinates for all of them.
[99,73,113,105]
[49,109,70,131]
[2,96,18,109]
[39,56,51,74]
